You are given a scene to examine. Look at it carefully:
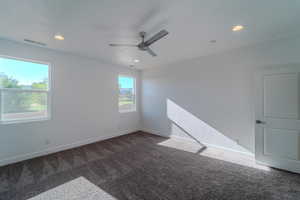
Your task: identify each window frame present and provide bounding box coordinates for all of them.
[118,75,137,113]
[0,55,52,124]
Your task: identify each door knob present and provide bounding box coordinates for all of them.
[256,120,266,124]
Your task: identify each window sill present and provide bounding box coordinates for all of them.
[0,117,50,125]
[119,110,137,114]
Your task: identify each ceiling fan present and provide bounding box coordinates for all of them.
[109,29,169,57]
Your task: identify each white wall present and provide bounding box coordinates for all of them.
[0,39,141,166]
[141,36,300,154]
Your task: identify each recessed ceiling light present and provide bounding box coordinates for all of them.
[54,34,64,40]
[133,59,140,63]
[232,25,244,32]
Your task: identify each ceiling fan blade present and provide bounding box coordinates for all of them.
[146,47,157,57]
[109,44,137,47]
[144,30,169,46]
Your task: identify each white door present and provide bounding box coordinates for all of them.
[255,66,300,173]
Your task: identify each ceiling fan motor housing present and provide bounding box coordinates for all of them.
[138,43,148,51]
[138,31,147,50]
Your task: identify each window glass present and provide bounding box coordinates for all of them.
[1,91,47,121]
[118,76,136,112]
[0,57,50,123]
[0,57,48,90]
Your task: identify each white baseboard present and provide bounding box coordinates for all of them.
[203,142,254,157]
[171,135,254,157]
[142,128,254,157]
[142,128,169,137]
[0,129,138,167]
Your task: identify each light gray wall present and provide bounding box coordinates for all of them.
[0,39,141,165]
[141,36,300,154]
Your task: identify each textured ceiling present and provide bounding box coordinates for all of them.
[1,0,300,69]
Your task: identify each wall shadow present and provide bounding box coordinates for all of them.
[169,122,207,154]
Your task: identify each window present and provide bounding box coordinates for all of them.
[118,75,136,112]
[0,56,50,123]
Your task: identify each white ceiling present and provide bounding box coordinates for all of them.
[1,0,300,69]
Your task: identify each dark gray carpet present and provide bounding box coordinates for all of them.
[1,132,300,200]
